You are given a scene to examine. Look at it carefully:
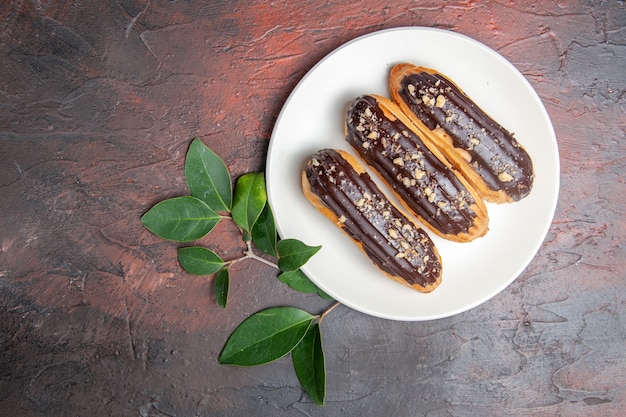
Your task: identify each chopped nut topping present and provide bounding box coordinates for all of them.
[428,192,436,203]
[356,198,365,207]
[363,192,372,200]
[498,171,514,182]
[407,84,416,94]
[312,158,320,167]
[364,107,372,117]
[437,201,448,208]
[400,241,410,250]
[422,94,435,107]
[414,168,425,179]
[367,130,378,140]
[388,229,399,239]
[435,95,446,108]
[393,157,404,166]
[402,177,411,188]
[362,141,370,148]
[338,215,346,223]
[395,251,405,259]
[469,137,480,146]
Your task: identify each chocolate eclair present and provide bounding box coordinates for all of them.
[302,148,442,293]
[390,63,534,203]
[345,94,488,243]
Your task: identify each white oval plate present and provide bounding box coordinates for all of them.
[266,27,559,321]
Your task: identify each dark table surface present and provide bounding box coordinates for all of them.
[1,1,625,416]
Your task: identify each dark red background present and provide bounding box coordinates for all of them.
[1,1,625,416]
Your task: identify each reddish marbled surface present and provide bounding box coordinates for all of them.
[1,1,624,416]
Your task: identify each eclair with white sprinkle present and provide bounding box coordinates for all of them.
[302,148,442,293]
[390,63,534,203]
[345,94,488,243]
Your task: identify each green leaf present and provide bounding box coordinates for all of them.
[251,203,277,256]
[278,269,333,301]
[276,239,322,272]
[185,138,232,212]
[177,246,225,275]
[231,172,267,239]
[141,196,221,242]
[292,323,326,406]
[214,267,229,308]
[218,307,313,366]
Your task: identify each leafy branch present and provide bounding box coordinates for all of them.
[141,138,336,405]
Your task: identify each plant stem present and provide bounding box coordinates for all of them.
[318,301,341,325]
[243,240,279,269]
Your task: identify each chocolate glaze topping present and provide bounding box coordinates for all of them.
[397,71,534,201]
[346,95,481,237]
[304,149,441,288]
